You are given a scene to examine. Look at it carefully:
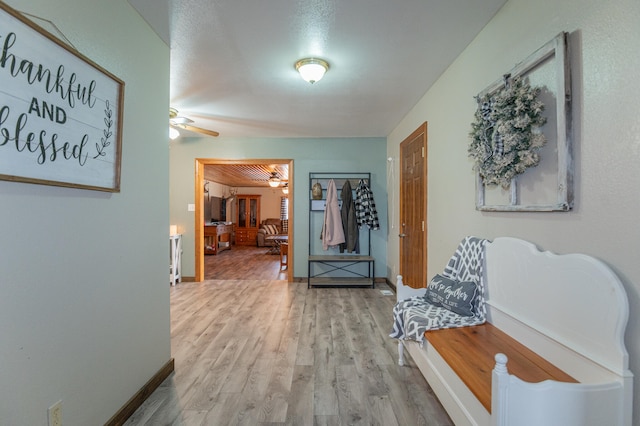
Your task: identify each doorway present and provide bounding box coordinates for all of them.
[194,158,294,282]
[399,123,427,289]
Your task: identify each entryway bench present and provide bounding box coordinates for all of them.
[394,237,633,426]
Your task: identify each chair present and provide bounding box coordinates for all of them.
[280,242,288,270]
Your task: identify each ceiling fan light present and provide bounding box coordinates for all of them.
[268,171,280,187]
[295,58,329,84]
[169,127,180,140]
[282,183,289,194]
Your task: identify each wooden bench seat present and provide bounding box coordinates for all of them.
[425,323,577,412]
[394,237,633,425]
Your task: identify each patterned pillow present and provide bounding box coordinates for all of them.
[263,224,279,234]
[425,274,478,317]
[281,219,288,233]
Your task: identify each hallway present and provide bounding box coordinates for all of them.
[124,278,451,425]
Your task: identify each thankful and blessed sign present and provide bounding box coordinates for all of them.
[0,3,124,192]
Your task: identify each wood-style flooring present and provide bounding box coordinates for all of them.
[204,245,288,280]
[124,246,452,425]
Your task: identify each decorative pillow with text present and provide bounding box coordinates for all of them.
[425,274,478,317]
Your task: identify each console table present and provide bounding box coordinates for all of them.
[204,223,232,255]
[265,235,288,254]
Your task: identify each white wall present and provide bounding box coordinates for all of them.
[0,1,170,424]
[170,137,388,278]
[387,0,640,421]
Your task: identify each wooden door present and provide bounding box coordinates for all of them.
[399,123,427,289]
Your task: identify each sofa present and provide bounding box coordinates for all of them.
[256,218,288,247]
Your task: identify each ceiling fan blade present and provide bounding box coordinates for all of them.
[170,108,220,137]
[178,124,220,137]
[170,117,194,125]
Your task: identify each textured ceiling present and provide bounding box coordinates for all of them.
[128,0,506,138]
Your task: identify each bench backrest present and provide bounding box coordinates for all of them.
[484,237,631,385]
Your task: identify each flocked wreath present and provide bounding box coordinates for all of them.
[468,75,547,189]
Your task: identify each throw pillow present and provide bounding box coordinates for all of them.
[425,274,478,317]
[264,224,278,235]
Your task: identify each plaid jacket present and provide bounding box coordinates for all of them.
[355,179,379,230]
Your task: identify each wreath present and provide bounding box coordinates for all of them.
[468,75,547,189]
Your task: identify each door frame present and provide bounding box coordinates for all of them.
[194,158,294,282]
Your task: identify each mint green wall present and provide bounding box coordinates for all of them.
[170,137,388,278]
[0,1,170,424]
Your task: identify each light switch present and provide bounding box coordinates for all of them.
[187,204,195,211]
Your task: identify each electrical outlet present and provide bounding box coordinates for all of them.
[48,400,62,426]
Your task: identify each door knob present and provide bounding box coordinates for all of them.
[399,233,407,238]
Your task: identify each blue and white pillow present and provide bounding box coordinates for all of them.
[425,274,478,317]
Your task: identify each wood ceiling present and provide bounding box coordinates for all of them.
[203,164,289,188]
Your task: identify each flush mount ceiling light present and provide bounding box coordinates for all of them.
[295,58,329,84]
[268,171,281,187]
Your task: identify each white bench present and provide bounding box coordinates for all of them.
[396,237,633,426]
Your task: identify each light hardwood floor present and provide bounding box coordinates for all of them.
[124,247,452,425]
[203,245,289,280]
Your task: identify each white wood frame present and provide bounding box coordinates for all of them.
[475,32,572,212]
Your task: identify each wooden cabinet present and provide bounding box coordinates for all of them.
[235,195,260,246]
[204,224,232,255]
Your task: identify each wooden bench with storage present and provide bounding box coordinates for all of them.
[425,323,576,414]
[394,237,633,426]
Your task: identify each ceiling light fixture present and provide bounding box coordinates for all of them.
[268,171,280,187]
[295,58,329,84]
[169,127,180,140]
[282,183,289,195]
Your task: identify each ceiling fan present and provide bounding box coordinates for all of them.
[169,107,219,138]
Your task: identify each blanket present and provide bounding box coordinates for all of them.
[389,236,489,342]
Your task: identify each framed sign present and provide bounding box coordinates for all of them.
[0,2,124,192]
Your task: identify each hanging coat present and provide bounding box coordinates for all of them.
[321,179,346,250]
[355,179,380,230]
[340,179,359,253]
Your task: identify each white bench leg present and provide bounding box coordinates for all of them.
[398,341,404,366]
